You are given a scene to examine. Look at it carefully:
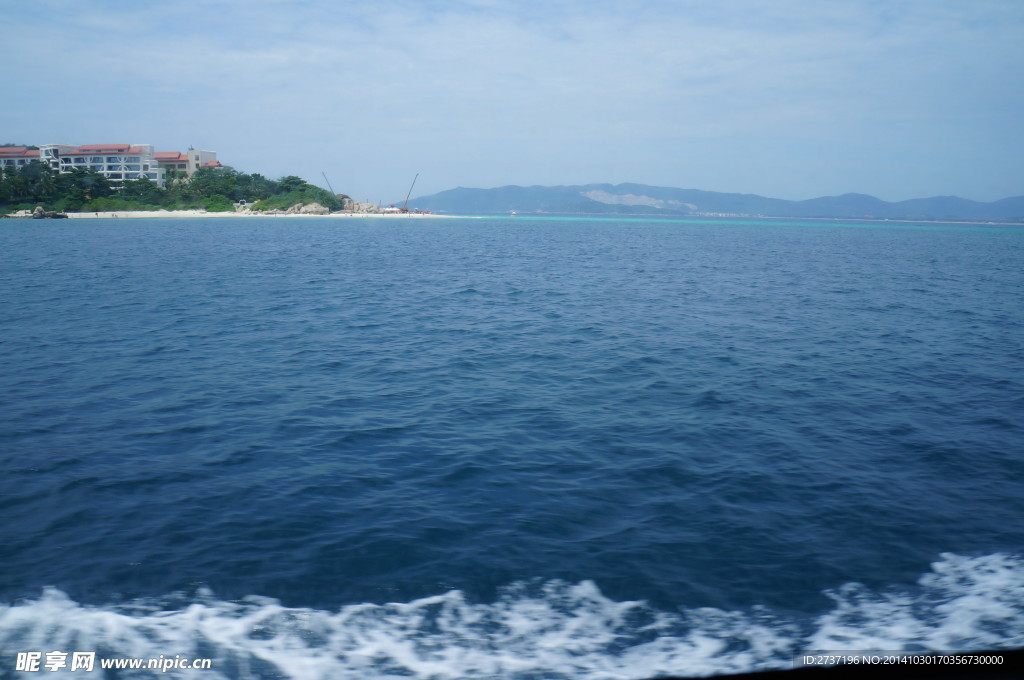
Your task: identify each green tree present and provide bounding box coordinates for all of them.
[202,194,235,212]
[0,168,11,204]
[189,166,241,200]
[1,158,344,214]
[52,169,112,211]
[120,177,164,205]
[235,172,278,201]
[277,175,307,193]
[21,161,57,203]
[1,166,28,203]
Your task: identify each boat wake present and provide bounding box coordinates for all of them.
[1,553,1022,679]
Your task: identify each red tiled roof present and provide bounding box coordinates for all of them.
[203,160,223,167]
[0,146,40,158]
[77,144,131,152]
[61,145,150,156]
[154,151,188,161]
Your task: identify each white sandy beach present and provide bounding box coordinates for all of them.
[63,210,469,219]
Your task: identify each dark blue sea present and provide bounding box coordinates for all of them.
[1,215,1022,678]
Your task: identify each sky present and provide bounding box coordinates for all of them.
[2,0,1022,203]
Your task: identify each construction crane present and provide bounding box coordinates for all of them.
[321,172,336,196]
[400,173,419,213]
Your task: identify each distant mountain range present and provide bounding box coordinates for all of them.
[408,183,1024,221]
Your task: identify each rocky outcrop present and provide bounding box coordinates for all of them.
[286,202,329,215]
[31,207,68,219]
[2,208,68,219]
[340,198,383,213]
[251,202,331,215]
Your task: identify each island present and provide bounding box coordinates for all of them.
[0,157,438,219]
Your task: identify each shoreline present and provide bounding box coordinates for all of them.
[59,210,473,219]
[470,212,1023,227]
[4,210,1017,225]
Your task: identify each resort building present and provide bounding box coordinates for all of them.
[38,143,166,188]
[0,146,41,168]
[155,149,221,177]
[2,143,221,190]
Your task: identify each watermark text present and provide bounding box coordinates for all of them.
[15,651,212,673]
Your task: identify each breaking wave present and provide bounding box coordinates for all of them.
[2,553,1022,679]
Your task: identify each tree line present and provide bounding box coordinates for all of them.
[0,161,342,213]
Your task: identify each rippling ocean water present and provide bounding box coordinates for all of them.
[1,215,1022,678]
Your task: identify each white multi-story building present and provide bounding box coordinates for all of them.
[39,143,166,188]
[154,149,221,177]
[3,143,221,189]
[0,146,41,168]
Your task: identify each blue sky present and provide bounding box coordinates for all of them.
[2,0,1022,202]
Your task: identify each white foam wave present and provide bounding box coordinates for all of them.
[1,553,1021,679]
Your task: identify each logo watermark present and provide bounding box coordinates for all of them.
[15,651,212,673]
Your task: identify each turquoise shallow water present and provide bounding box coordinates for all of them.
[1,216,1022,678]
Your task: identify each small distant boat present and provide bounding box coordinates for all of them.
[510,210,517,216]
